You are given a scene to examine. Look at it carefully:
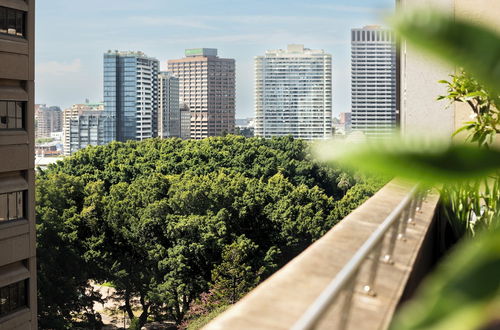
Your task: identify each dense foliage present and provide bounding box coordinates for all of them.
[36,135,383,329]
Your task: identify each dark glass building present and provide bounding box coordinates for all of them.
[103,51,159,143]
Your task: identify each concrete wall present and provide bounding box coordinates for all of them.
[400,0,455,138]
[454,0,500,132]
[400,0,500,138]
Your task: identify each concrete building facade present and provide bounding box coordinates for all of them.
[351,26,397,137]
[103,51,159,143]
[168,48,236,139]
[158,72,181,138]
[254,44,332,140]
[0,0,37,328]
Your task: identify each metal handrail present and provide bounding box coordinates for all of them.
[291,185,422,330]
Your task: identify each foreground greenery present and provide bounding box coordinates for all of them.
[36,135,383,329]
[390,10,500,329]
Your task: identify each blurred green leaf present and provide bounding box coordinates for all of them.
[391,10,500,97]
[314,139,500,185]
[390,228,500,330]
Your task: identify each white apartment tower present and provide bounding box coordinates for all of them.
[255,44,332,140]
[351,26,396,136]
[158,72,181,138]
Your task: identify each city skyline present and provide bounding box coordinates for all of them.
[35,0,394,117]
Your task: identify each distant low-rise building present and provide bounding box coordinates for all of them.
[35,104,63,139]
[235,118,255,137]
[35,141,63,157]
[63,102,104,155]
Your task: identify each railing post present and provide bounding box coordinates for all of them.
[398,205,409,241]
[363,241,382,297]
[407,195,417,226]
[415,189,424,212]
[383,222,398,264]
[338,270,359,330]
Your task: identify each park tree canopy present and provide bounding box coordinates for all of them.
[36,136,384,329]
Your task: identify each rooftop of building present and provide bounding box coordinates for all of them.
[351,25,391,31]
[260,44,330,57]
[104,50,158,60]
[185,48,218,57]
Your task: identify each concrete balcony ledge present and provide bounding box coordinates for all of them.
[206,179,441,330]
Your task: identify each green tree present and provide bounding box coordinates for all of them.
[36,136,382,327]
[211,236,264,304]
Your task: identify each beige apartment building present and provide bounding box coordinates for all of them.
[34,105,62,139]
[0,0,37,329]
[168,48,236,139]
[62,102,104,156]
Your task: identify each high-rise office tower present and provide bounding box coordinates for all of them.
[35,105,62,139]
[254,44,332,140]
[158,72,181,138]
[103,50,159,143]
[62,102,104,156]
[0,1,37,328]
[168,48,235,139]
[351,26,396,136]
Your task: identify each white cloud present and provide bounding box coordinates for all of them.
[129,15,343,28]
[129,16,217,30]
[37,59,82,76]
[305,4,389,14]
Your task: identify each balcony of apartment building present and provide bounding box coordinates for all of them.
[206,1,499,329]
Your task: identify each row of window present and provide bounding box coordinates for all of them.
[0,191,24,222]
[0,280,27,317]
[351,30,394,42]
[0,101,25,130]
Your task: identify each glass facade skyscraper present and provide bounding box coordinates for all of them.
[103,51,159,143]
[255,44,332,140]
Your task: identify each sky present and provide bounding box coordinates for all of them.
[36,0,394,118]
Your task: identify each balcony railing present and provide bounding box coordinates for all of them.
[292,185,425,330]
[206,180,441,330]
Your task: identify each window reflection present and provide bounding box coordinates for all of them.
[0,191,24,222]
[0,280,28,317]
[0,6,25,38]
[0,101,25,129]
